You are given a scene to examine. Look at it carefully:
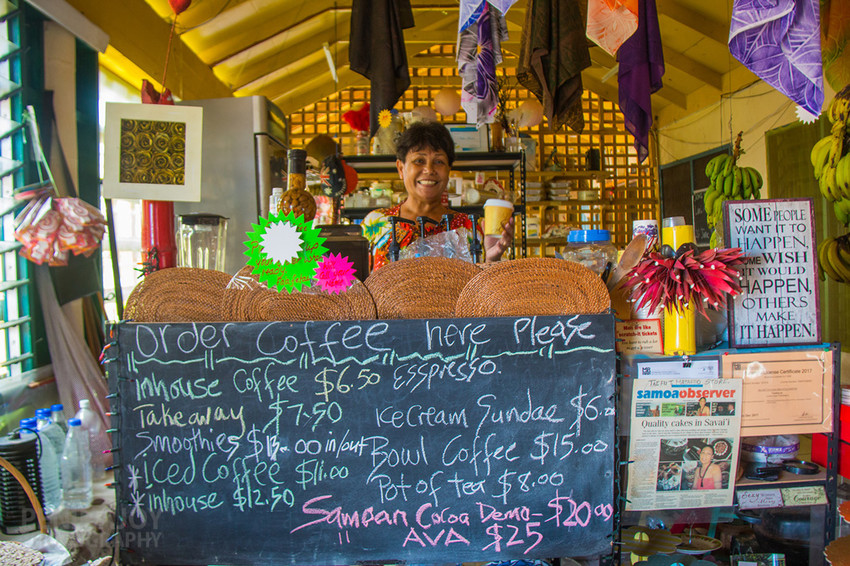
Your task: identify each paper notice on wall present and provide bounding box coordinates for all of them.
[635,358,721,380]
[722,347,833,435]
[626,378,743,511]
[615,319,663,355]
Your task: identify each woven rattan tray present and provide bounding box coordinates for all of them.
[220,266,377,321]
[124,267,232,322]
[454,257,610,317]
[364,257,481,319]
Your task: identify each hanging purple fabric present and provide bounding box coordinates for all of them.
[458,5,508,126]
[475,8,499,115]
[728,0,823,116]
[617,0,664,163]
[459,0,519,31]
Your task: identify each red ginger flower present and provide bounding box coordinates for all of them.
[622,246,746,319]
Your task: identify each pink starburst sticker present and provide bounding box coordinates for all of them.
[314,253,356,294]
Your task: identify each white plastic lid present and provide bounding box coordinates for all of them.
[80,399,90,409]
[483,198,514,209]
[662,216,686,228]
[272,187,284,195]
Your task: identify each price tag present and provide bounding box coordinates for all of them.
[780,485,827,506]
[737,489,783,510]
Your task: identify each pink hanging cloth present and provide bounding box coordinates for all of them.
[586,0,639,56]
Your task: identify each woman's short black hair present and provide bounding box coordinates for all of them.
[395,121,456,166]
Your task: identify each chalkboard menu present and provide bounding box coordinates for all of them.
[106,316,616,565]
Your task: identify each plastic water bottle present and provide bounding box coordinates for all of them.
[50,404,68,433]
[35,408,66,469]
[74,399,105,480]
[61,418,92,509]
[19,418,61,515]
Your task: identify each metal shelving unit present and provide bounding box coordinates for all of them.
[618,343,841,565]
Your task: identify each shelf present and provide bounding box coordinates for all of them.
[735,468,827,490]
[526,237,567,246]
[526,199,601,206]
[527,169,612,180]
[344,152,523,173]
[340,204,526,221]
[526,199,615,207]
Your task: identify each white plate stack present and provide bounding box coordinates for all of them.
[842,385,850,406]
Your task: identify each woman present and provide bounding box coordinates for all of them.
[692,445,723,490]
[696,397,711,416]
[362,121,514,269]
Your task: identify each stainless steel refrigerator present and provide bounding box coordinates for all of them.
[175,96,289,275]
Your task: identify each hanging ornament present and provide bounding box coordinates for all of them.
[434,88,462,116]
[168,0,192,15]
[515,99,544,127]
[244,212,327,293]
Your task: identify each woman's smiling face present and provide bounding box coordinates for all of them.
[396,146,451,203]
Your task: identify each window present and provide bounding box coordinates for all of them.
[660,146,730,248]
[99,69,141,321]
[0,1,33,377]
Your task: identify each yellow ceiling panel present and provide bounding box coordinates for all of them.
[79,0,747,115]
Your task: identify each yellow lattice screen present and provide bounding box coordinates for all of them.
[288,73,658,251]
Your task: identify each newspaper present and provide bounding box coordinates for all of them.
[626,378,743,511]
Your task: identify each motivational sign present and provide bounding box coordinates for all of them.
[106,316,616,565]
[737,489,783,510]
[780,485,828,506]
[723,198,820,347]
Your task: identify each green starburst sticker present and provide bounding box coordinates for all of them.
[244,212,327,293]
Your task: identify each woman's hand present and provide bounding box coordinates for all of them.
[484,216,515,262]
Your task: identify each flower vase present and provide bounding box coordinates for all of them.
[663,303,696,356]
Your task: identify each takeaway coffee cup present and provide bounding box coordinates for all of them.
[484,198,514,235]
[632,219,659,249]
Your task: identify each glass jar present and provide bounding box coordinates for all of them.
[562,229,617,275]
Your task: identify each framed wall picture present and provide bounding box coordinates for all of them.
[723,198,820,348]
[102,102,203,201]
[446,124,489,152]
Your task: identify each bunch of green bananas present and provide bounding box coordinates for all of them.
[703,153,764,248]
[811,87,850,213]
[817,235,850,283]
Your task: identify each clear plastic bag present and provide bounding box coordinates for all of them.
[399,227,474,262]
